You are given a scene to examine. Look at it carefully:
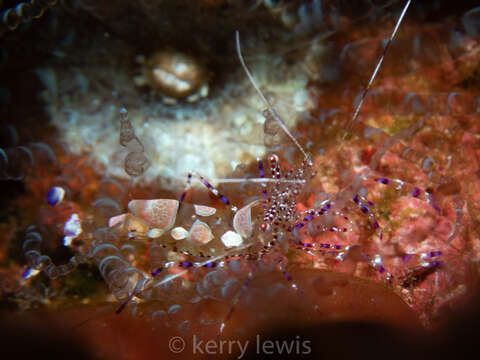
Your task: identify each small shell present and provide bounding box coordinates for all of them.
[221,231,243,248]
[145,51,207,99]
[128,199,179,230]
[188,220,213,245]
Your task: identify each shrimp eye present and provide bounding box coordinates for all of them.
[268,154,279,163]
[260,222,270,232]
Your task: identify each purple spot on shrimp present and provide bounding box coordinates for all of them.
[115,300,128,314]
[411,187,421,198]
[368,201,374,206]
[299,241,312,248]
[22,267,32,279]
[47,186,65,206]
[377,265,386,273]
[258,160,265,177]
[303,214,313,221]
[179,192,186,202]
[321,203,331,211]
[373,221,379,229]
[360,205,369,213]
[429,251,442,257]
[295,223,305,229]
[204,262,216,268]
[334,245,342,250]
[219,195,230,205]
[377,177,390,185]
[430,260,443,268]
[321,243,329,249]
[180,262,193,268]
[201,178,212,189]
[151,267,163,276]
[353,195,359,204]
[282,271,292,281]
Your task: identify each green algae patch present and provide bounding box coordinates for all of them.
[59,264,105,301]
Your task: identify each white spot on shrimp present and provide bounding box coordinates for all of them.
[193,204,217,217]
[108,213,127,228]
[170,226,188,240]
[221,231,243,248]
[233,200,259,239]
[128,199,179,230]
[147,228,164,239]
[188,220,213,245]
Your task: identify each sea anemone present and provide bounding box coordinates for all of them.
[1,1,480,359]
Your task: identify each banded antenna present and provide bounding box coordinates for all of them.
[344,0,412,138]
[235,30,310,163]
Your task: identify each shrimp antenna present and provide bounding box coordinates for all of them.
[235,30,310,161]
[344,0,412,138]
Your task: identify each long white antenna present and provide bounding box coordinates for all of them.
[235,30,309,161]
[215,178,306,184]
[344,0,412,138]
[150,243,254,287]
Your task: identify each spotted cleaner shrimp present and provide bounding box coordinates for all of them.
[96,0,441,331]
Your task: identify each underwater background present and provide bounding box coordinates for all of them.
[1,0,480,359]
